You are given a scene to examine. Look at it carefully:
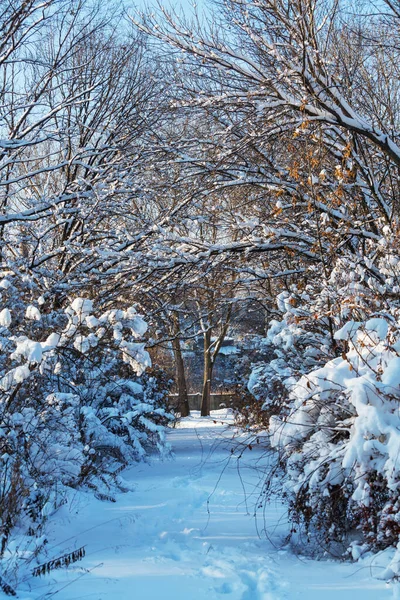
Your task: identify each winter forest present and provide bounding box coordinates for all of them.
[1,0,400,597]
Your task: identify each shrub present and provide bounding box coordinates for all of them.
[270,315,400,573]
[0,273,172,587]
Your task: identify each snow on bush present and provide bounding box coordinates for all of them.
[248,243,400,421]
[247,290,333,421]
[247,249,400,573]
[269,314,400,570]
[0,275,172,587]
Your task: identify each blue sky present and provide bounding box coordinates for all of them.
[131,0,206,15]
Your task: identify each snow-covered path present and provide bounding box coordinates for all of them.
[25,411,395,599]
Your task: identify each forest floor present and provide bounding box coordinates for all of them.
[16,410,398,599]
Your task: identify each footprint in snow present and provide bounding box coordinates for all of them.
[172,472,203,488]
[200,551,286,600]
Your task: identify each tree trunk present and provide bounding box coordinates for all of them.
[200,330,213,417]
[171,337,190,417]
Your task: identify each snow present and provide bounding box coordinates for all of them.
[0,279,11,290]
[382,357,400,387]
[11,338,42,363]
[334,319,362,340]
[218,345,239,355]
[127,311,148,337]
[120,340,151,375]
[13,410,396,600]
[25,305,41,321]
[13,365,30,383]
[73,334,91,353]
[365,317,389,341]
[41,332,60,351]
[71,298,93,318]
[0,308,11,327]
[85,315,99,328]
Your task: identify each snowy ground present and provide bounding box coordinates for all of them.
[14,410,398,599]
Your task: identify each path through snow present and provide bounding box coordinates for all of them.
[22,410,396,599]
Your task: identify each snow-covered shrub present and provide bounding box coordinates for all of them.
[269,314,400,569]
[247,244,400,570]
[248,241,400,422]
[0,274,172,584]
[247,289,333,422]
